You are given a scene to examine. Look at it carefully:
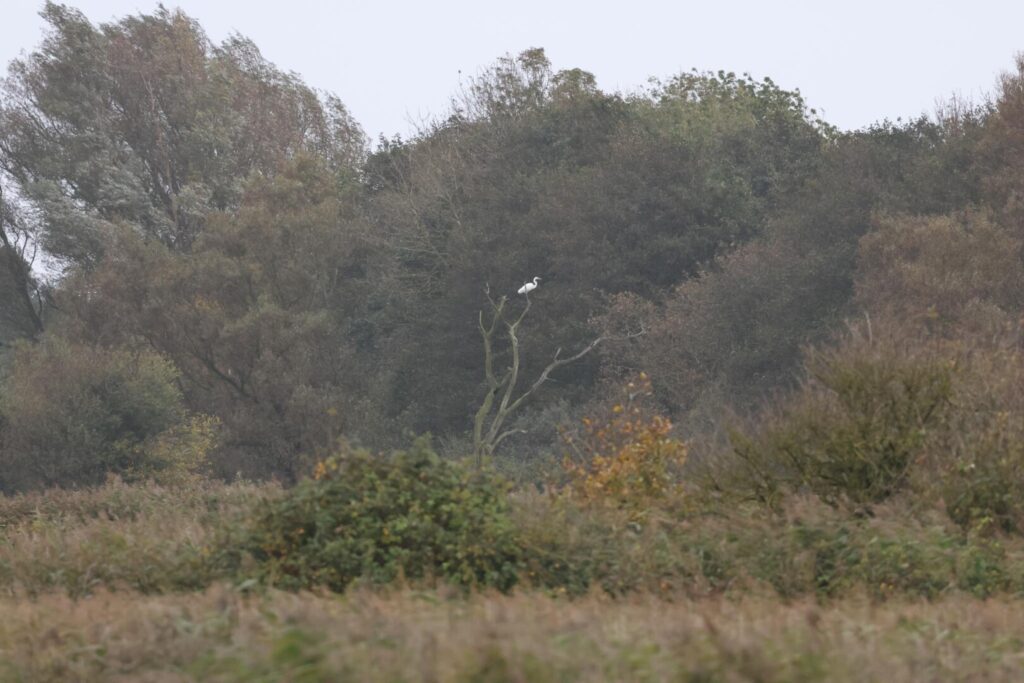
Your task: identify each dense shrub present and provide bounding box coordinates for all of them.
[714,331,954,507]
[850,210,1024,533]
[230,438,522,592]
[0,339,216,492]
[515,492,1020,599]
[926,348,1024,534]
[941,432,1024,535]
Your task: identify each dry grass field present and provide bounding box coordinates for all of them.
[3,588,1024,682]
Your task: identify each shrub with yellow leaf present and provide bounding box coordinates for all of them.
[562,374,687,508]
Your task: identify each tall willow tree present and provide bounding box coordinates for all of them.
[0,2,365,269]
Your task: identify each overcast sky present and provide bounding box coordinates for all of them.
[2,0,1023,141]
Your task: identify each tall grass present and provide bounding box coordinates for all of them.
[0,478,276,597]
[2,587,1023,682]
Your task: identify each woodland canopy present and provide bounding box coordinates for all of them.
[1,2,1021,492]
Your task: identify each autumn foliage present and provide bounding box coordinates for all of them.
[563,374,687,507]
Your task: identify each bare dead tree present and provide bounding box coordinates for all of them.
[472,284,643,466]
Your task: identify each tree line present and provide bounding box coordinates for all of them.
[0,2,1021,491]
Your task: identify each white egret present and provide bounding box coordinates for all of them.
[517,276,541,295]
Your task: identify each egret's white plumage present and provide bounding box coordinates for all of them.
[517,276,541,295]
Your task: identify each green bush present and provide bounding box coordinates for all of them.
[0,338,215,492]
[230,438,522,592]
[926,349,1024,534]
[718,334,954,507]
[940,423,1024,535]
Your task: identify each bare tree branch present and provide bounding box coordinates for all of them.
[472,284,644,465]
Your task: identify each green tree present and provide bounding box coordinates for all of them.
[63,157,373,479]
[364,52,828,440]
[603,114,988,423]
